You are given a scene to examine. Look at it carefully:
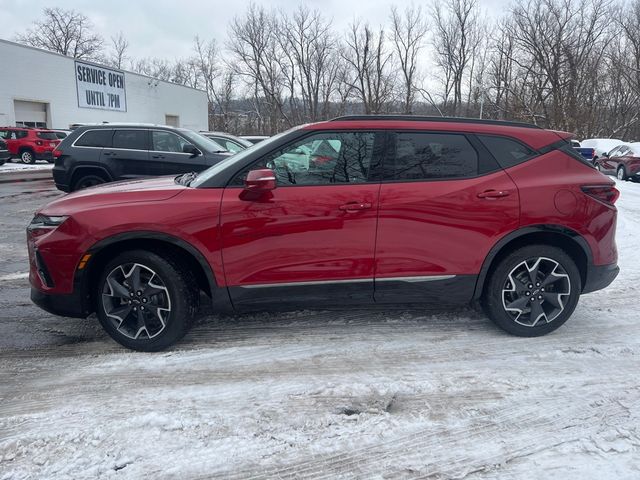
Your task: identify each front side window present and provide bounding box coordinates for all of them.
[75,130,113,148]
[113,130,148,150]
[152,131,191,153]
[389,132,478,180]
[232,131,376,186]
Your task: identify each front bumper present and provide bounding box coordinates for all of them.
[31,288,91,318]
[582,263,619,294]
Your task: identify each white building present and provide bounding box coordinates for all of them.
[0,39,208,131]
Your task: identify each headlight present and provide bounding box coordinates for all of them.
[28,214,68,231]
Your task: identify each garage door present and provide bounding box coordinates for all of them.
[14,100,47,128]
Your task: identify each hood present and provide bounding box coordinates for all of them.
[41,176,186,215]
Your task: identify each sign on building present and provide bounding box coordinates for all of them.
[75,61,127,112]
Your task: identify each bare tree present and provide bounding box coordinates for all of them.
[342,21,396,114]
[430,0,482,115]
[227,4,288,134]
[389,5,428,114]
[15,7,103,59]
[108,32,129,69]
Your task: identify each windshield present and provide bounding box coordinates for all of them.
[179,129,227,153]
[190,128,296,188]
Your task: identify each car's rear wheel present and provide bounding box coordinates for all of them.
[96,250,199,351]
[20,150,35,164]
[617,166,628,181]
[483,245,581,337]
[72,174,106,191]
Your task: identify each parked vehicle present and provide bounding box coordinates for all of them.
[201,131,252,153]
[595,143,640,181]
[0,127,61,164]
[29,115,619,351]
[241,135,269,144]
[570,140,596,162]
[0,139,10,165]
[580,138,625,161]
[51,124,231,192]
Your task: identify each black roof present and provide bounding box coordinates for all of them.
[330,115,542,130]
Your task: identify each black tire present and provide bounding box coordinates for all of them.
[72,173,106,191]
[617,166,628,181]
[20,150,35,164]
[482,245,581,337]
[96,249,199,351]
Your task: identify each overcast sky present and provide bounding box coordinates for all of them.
[0,0,510,61]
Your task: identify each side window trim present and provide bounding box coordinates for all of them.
[475,133,539,170]
[226,130,385,187]
[381,130,488,183]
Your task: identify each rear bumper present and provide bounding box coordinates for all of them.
[582,263,619,294]
[31,288,90,319]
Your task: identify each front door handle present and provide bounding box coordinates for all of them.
[151,154,165,159]
[477,189,511,199]
[339,202,372,211]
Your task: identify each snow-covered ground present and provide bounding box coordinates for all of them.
[1,179,639,479]
[0,162,54,174]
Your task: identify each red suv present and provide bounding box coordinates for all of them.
[0,127,61,164]
[28,116,620,351]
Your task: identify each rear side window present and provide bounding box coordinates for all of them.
[75,130,113,148]
[477,135,537,168]
[113,130,148,150]
[389,132,478,180]
[36,131,59,140]
[16,130,28,139]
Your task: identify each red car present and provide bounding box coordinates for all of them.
[595,143,640,181]
[28,116,619,351]
[0,127,61,164]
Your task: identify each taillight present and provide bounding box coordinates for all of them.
[581,185,620,206]
[53,149,63,158]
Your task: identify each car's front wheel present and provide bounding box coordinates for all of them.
[96,250,199,351]
[483,245,581,337]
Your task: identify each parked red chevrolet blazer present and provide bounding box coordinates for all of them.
[28,116,619,351]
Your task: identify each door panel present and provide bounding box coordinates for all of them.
[106,129,152,178]
[374,170,519,302]
[221,184,379,306]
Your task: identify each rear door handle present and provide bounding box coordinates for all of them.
[102,151,116,157]
[339,202,372,211]
[151,154,165,159]
[477,189,511,199]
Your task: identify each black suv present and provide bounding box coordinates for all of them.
[0,139,9,165]
[52,124,232,192]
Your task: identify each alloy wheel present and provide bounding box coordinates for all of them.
[617,168,625,180]
[21,151,33,164]
[502,257,571,327]
[102,263,171,340]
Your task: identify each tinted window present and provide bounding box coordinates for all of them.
[0,130,9,140]
[478,135,537,168]
[152,131,191,153]
[36,131,59,140]
[16,130,28,139]
[232,132,376,186]
[389,133,478,180]
[75,129,113,148]
[113,130,148,150]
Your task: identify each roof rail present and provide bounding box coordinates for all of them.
[330,115,542,129]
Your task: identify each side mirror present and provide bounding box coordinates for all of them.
[244,168,277,192]
[183,144,200,156]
